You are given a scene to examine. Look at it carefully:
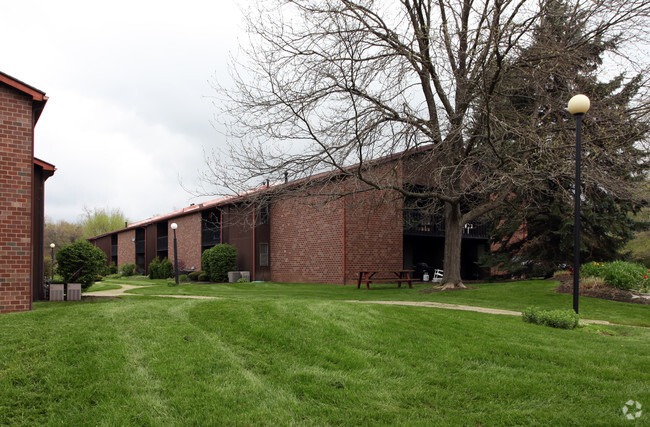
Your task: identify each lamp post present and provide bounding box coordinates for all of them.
[171,223,179,285]
[49,243,55,284]
[568,94,590,314]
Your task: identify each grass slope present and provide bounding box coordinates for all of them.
[1,294,648,425]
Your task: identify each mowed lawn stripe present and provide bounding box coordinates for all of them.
[0,295,648,425]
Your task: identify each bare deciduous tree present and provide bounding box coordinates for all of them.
[207,0,650,287]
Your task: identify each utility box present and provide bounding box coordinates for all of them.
[227,271,241,283]
[239,271,251,282]
[67,283,81,301]
[50,284,64,301]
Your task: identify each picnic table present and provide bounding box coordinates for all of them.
[357,270,415,290]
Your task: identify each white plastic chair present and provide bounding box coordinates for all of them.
[432,269,443,283]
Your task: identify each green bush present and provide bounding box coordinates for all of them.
[188,271,203,281]
[580,261,647,290]
[522,307,579,329]
[104,263,118,275]
[202,244,238,283]
[198,272,208,282]
[120,263,138,277]
[55,240,107,290]
[148,257,174,279]
[237,277,250,283]
[179,274,189,282]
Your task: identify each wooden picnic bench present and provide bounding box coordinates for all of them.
[357,270,415,290]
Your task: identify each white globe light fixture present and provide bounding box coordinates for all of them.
[568,94,590,115]
[568,94,590,314]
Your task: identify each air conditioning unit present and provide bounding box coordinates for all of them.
[67,283,81,301]
[50,284,64,301]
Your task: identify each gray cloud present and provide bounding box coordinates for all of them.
[2,0,240,223]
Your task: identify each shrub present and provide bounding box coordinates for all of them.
[198,272,208,282]
[104,262,118,275]
[120,263,138,277]
[55,240,107,290]
[148,257,174,279]
[522,307,579,330]
[179,274,189,282]
[580,261,646,290]
[202,244,238,282]
[237,277,250,283]
[188,271,203,281]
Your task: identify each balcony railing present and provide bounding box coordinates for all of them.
[157,236,168,250]
[201,228,220,247]
[403,210,489,239]
[135,241,145,254]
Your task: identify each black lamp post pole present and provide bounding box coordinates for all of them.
[173,228,179,285]
[573,113,584,314]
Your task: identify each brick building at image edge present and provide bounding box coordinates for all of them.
[89,159,490,285]
[0,71,55,314]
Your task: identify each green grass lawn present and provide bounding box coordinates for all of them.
[1,282,648,425]
[84,282,122,293]
[104,277,650,327]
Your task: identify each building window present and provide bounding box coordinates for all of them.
[260,243,269,267]
[259,205,269,225]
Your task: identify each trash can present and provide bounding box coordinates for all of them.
[414,262,429,281]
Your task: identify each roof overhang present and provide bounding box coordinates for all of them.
[34,157,56,181]
[0,70,48,123]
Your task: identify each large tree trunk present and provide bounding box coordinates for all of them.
[441,201,466,289]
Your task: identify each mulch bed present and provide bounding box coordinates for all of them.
[554,275,650,305]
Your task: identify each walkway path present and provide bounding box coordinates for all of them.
[345,300,611,325]
[89,284,611,324]
[85,284,220,300]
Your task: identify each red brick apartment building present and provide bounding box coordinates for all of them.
[90,159,489,284]
[0,71,55,314]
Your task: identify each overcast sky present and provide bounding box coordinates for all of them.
[2,0,242,224]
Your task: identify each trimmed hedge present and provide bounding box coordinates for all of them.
[188,271,204,281]
[202,244,237,282]
[522,307,579,329]
[56,240,106,290]
[148,257,174,279]
[120,263,138,277]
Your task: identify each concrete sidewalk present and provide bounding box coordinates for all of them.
[345,300,611,325]
[88,284,611,324]
[85,284,219,300]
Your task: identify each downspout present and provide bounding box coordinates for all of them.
[220,209,223,244]
[342,197,347,285]
[252,205,256,282]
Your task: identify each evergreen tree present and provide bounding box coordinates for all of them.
[480,0,649,277]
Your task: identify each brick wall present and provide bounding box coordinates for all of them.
[117,230,135,268]
[270,196,345,284]
[343,190,403,284]
[170,213,201,271]
[0,85,34,313]
[270,162,404,285]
